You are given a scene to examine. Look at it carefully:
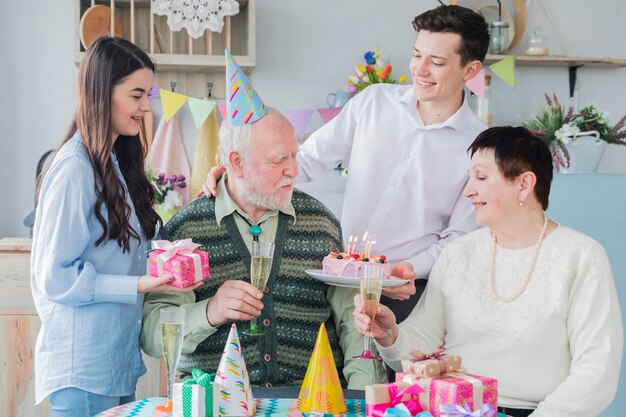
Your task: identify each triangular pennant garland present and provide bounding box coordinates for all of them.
[297,323,347,414]
[225,48,267,126]
[318,107,342,124]
[188,97,217,129]
[214,324,255,417]
[285,109,314,139]
[160,90,189,122]
[489,56,516,88]
[466,69,486,99]
[218,103,228,120]
[190,109,220,197]
[148,85,160,101]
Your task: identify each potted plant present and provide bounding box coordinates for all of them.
[523,94,626,173]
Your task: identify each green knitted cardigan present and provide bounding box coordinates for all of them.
[161,190,344,386]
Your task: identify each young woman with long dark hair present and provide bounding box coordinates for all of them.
[30,36,198,416]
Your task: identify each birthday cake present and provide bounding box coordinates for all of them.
[322,252,391,278]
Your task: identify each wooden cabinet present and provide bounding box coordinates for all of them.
[0,238,49,417]
[0,238,165,417]
[74,0,256,97]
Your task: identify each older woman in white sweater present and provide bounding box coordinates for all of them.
[354,126,623,417]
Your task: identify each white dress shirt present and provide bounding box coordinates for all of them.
[298,84,486,278]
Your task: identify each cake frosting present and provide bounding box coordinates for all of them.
[322,252,391,278]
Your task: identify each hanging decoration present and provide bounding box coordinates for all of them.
[466,69,486,99]
[489,56,516,88]
[152,0,240,39]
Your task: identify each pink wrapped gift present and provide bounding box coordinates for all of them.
[149,239,210,288]
[365,382,425,417]
[401,348,462,377]
[397,372,497,417]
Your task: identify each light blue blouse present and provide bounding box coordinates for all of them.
[30,134,149,403]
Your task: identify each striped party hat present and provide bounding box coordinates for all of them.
[225,49,267,126]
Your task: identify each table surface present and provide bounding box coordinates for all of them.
[94,391,367,417]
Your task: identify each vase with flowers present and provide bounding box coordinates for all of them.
[147,168,187,223]
[345,48,407,94]
[523,94,626,173]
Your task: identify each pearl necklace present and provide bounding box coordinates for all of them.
[488,215,549,303]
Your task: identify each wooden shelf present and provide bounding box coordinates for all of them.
[485,54,626,68]
[74,0,256,97]
[73,52,255,74]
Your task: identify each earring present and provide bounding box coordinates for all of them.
[519,201,524,207]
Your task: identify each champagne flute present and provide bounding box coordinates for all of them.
[158,307,185,410]
[354,263,383,360]
[242,241,275,336]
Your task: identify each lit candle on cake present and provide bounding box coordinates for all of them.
[357,231,368,255]
[367,240,376,259]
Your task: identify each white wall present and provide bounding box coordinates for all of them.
[2,0,626,237]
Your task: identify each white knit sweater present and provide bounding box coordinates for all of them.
[378,226,623,417]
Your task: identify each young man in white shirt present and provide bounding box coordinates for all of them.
[297,5,490,321]
[204,5,490,322]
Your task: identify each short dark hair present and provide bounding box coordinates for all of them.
[468,126,554,210]
[412,5,490,66]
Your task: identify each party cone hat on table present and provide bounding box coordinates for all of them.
[213,324,255,417]
[225,48,267,126]
[297,323,347,414]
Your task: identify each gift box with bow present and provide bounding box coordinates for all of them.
[149,238,210,287]
[365,382,426,417]
[173,368,216,417]
[401,348,462,378]
[397,372,498,417]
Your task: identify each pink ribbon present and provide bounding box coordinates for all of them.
[152,239,203,282]
[409,347,447,362]
[366,384,425,417]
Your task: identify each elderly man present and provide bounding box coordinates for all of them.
[140,108,386,388]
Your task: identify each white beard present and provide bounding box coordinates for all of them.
[238,169,293,211]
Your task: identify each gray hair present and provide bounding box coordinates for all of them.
[218,119,252,171]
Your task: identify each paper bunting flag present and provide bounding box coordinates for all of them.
[466,69,485,99]
[188,97,217,129]
[214,324,255,417]
[218,103,228,120]
[148,85,160,101]
[297,323,347,414]
[318,107,342,124]
[147,115,191,205]
[160,89,189,122]
[225,49,267,126]
[489,56,516,88]
[190,109,220,197]
[285,109,314,139]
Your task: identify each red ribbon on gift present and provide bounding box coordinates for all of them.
[366,384,424,417]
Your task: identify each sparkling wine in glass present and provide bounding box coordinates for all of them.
[354,263,383,360]
[242,241,275,336]
[158,307,185,411]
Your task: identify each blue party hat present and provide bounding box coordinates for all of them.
[225,49,267,126]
